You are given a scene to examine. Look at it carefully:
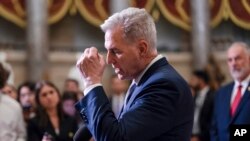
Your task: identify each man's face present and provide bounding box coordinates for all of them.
[65,81,78,92]
[189,75,201,91]
[105,27,142,80]
[19,86,36,108]
[227,45,250,81]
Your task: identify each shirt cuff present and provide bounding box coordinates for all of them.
[84,83,102,96]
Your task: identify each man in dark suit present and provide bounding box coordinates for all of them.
[210,42,250,141]
[190,70,215,141]
[75,7,194,141]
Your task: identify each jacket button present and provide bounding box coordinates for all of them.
[84,119,88,123]
[80,108,85,114]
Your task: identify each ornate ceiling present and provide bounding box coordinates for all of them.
[0,0,250,30]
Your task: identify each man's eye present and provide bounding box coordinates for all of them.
[113,50,121,54]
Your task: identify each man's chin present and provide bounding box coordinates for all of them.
[231,72,243,80]
[117,73,131,80]
[117,74,125,80]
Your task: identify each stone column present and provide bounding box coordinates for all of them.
[110,0,129,13]
[190,0,210,70]
[26,0,49,81]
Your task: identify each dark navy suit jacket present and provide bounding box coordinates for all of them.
[75,58,194,141]
[211,82,250,141]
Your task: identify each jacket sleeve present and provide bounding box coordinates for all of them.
[75,81,187,141]
[210,91,219,141]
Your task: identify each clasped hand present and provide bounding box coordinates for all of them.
[76,47,106,88]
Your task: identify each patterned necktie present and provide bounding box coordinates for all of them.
[231,85,242,116]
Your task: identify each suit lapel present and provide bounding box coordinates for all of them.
[200,90,211,113]
[137,58,168,86]
[231,82,250,122]
[224,83,234,126]
[123,86,139,112]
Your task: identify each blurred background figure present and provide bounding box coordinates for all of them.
[205,53,226,90]
[17,81,37,123]
[68,65,85,91]
[211,42,250,141]
[61,91,84,127]
[76,90,84,101]
[1,83,18,100]
[27,81,78,141]
[189,70,215,141]
[64,78,80,93]
[64,78,84,100]
[109,74,130,118]
[0,62,26,141]
[62,91,78,118]
[0,52,15,85]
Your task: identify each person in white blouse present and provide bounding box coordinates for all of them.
[0,62,26,141]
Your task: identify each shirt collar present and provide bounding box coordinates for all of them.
[198,86,209,96]
[234,74,250,87]
[133,54,164,85]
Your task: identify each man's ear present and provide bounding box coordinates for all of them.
[137,40,148,57]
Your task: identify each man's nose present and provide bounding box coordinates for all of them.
[231,59,238,65]
[106,52,113,64]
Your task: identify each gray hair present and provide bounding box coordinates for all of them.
[100,7,157,49]
[229,42,250,55]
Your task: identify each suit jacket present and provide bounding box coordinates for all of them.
[210,81,250,141]
[194,89,215,141]
[75,58,194,141]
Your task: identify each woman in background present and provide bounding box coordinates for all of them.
[17,81,37,123]
[27,81,78,141]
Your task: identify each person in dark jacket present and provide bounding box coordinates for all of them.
[27,81,78,141]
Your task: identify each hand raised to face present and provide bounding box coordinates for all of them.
[76,47,106,88]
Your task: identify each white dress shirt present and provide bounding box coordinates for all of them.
[231,74,250,104]
[192,86,209,135]
[0,93,26,141]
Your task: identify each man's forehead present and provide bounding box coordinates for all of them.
[228,46,243,54]
[104,32,122,47]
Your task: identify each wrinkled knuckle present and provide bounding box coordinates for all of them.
[88,55,95,60]
[90,46,97,50]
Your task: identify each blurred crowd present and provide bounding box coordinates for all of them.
[0,61,131,141]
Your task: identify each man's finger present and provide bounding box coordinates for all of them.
[76,53,85,67]
[88,47,99,59]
